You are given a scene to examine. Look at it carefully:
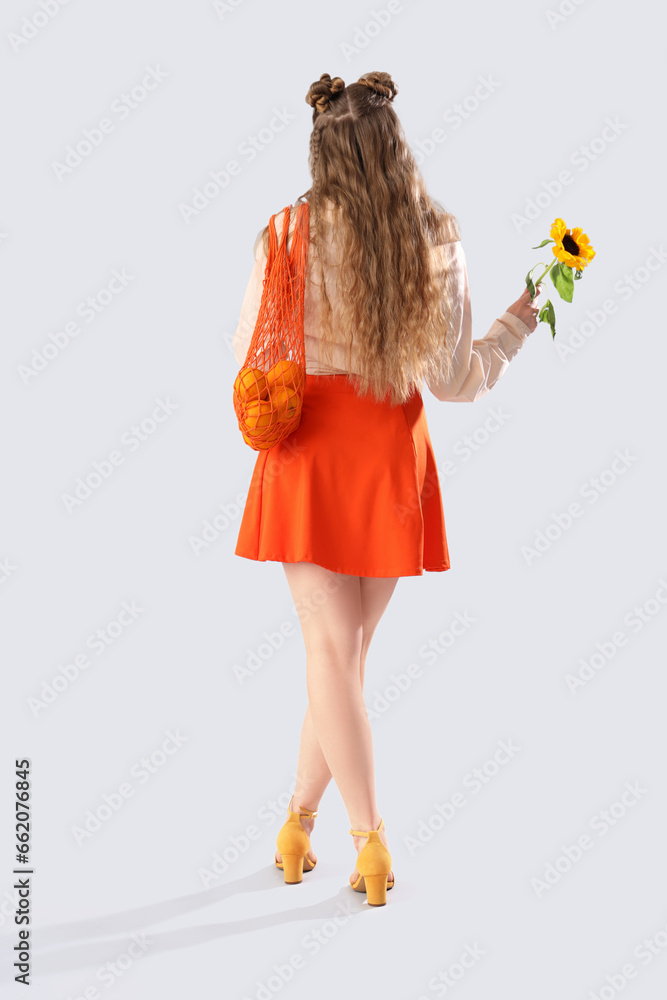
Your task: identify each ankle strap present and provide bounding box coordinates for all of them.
[289,795,318,819]
[349,818,384,837]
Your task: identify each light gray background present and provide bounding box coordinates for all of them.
[2,0,666,997]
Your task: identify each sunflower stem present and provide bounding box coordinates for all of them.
[526,261,556,299]
[531,262,555,287]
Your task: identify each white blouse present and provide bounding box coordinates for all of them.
[232,220,533,403]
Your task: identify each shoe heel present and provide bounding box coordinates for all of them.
[349,819,393,904]
[364,873,388,906]
[281,854,305,884]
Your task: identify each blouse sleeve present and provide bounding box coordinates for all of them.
[232,227,267,367]
[425,241,533,403]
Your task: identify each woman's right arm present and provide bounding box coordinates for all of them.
[425,241,543,403]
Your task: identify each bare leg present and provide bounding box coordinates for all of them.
[351,574,399,882]
[279,561,398,880]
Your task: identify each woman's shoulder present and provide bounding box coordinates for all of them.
[253,201,305,256]
[429,238,463,265]
[433,209,461,244]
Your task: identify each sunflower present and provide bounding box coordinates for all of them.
[550,218,596,270]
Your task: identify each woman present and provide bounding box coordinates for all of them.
[233,71,543,906]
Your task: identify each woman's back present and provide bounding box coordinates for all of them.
[233,201,533,402]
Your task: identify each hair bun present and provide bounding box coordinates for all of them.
[305,73,346,115]
[357,71,398,102]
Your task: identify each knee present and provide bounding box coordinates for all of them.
[306,633,363,674]
[360,631,373,661]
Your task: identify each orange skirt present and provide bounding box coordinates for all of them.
[234,373,450,577]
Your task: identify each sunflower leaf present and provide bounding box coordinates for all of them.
[539,298,557,339]
[525,273,536,299]
[532,238,554,249]
[574,269,583,280]
[550,262,574,303]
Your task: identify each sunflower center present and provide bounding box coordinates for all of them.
[562,233,580,256]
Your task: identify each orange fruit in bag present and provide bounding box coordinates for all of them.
[265,359,301,391]
[235,367,268,402]
[244,398,276,434]
[270,385,301,420]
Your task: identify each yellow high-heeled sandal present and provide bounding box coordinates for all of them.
[349,817,394,906]
[275,795,318,884]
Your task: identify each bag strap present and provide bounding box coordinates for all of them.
[267,205,289,270]
[266,203,309,269]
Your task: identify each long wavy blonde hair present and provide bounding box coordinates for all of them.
[257,70,461,406]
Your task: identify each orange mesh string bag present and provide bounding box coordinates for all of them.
[233,202,309,450]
